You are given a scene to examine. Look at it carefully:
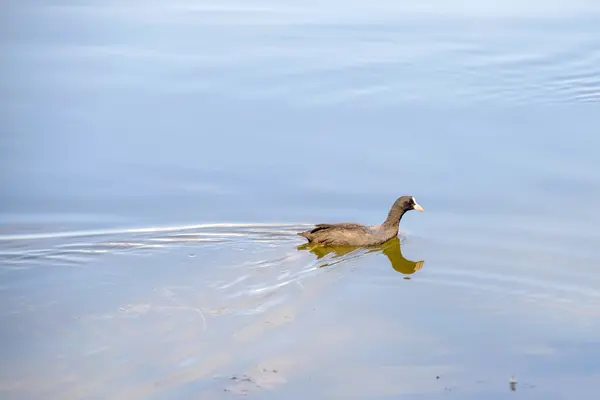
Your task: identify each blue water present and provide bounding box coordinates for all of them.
[1,1,600,398]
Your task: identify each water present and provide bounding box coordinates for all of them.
[2,1,600,398]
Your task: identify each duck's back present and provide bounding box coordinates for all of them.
[298,223,391,246]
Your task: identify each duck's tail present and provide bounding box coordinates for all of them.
[297,231,312,241]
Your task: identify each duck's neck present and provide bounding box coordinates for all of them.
[382,205,407,233]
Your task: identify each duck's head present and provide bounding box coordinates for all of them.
[397,196,424,212]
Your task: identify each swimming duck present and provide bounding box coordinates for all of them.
[297,195,424,246]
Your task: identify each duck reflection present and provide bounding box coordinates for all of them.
[297,237,424,276]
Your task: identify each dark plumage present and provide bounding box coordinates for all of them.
[298,195,424,246]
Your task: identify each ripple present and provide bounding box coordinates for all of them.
[0,222,311,269]
[0,222,309,241]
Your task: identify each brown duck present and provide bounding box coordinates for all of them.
[298,195,424,246]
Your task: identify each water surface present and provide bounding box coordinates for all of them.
[1,0,600,398]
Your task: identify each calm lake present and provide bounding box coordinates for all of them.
[1,1,600,398]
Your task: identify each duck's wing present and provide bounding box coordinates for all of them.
[311,223,366,232]
[298,223,370,243]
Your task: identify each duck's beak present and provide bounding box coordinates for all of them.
[413,203,424,212]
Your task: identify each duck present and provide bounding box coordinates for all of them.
[297,195,424,246]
